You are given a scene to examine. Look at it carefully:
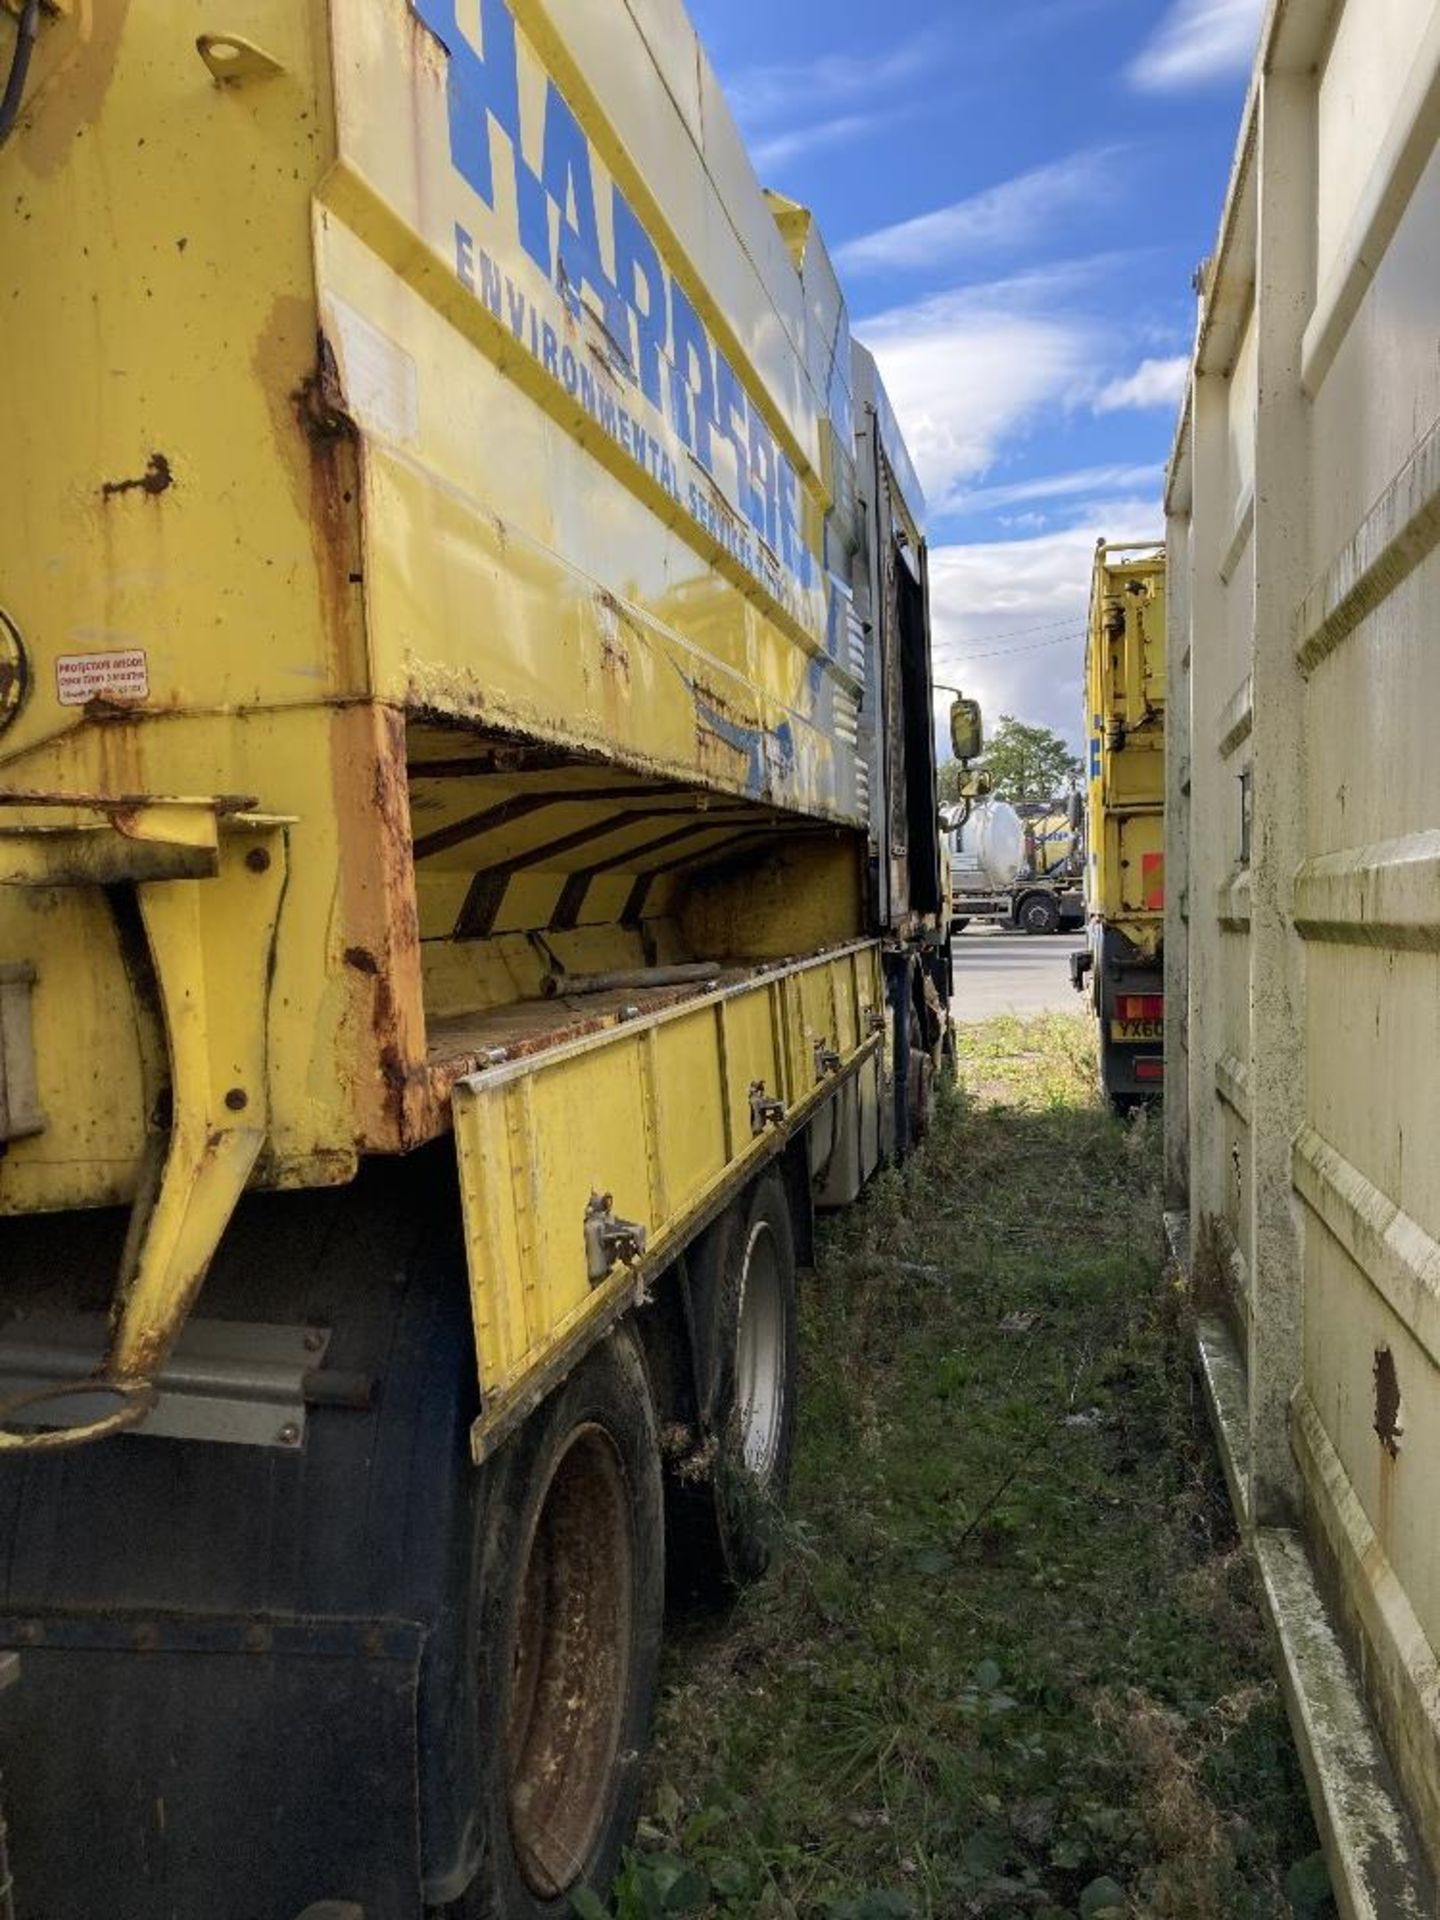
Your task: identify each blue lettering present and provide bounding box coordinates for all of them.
[715,352,753,519]
[669,281,716,471]
[415,0,519,206]
[479,249,503,317]
[454,221,476,291]
[422,0,819,604]
[612,189,667,408]
[747,410,779,550]
[777,459,803,581]
[541,82,628,348]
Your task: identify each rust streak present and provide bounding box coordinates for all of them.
[101,453,174,500]
[1373,1346,1403,1458]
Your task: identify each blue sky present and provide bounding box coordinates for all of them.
[688,0,1262,750]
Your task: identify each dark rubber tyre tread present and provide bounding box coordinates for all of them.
[666,1176,799,1600]
[1018,891,1062,935]
[456,1323,664,1919]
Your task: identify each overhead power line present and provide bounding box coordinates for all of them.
[936,609,1082,644]
[938,630,1085,666]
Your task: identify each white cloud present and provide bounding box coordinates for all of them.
[751,114,873,172]
[949,462,1164,514]
[1129,0,1263,91]
[1093,355,1189,413]
[928,496,1164,746]
[856,264,1112,513]
[724,32,943,129]
[834,149,1118,277]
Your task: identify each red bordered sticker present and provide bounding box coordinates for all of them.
[55,650,150,707]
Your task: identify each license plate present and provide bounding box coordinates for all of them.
[1111,1018,1162,1042]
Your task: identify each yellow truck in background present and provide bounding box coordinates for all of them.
[1072,541,1166,1110]
[0,3,964,1914]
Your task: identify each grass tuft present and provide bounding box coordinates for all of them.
[596,1014,1329,1920]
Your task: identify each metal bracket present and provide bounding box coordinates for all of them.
[583,1193,647,1284]
[813,1038,842,1080]
[0,963,42,1141]
[749,1080,785,1134]
[0,1315,353,1450]
[863,1005,887,1037]
[0,795,294,1450]
[196,33,285,83]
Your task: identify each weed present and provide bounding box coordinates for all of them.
[584,1015,1329,1919]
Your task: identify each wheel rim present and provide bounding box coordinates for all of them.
[505,1424,633,1899]
[735,1220,786,1480]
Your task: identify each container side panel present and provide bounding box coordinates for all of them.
[321,0,862,822]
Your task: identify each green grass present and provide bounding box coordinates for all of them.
[595,1015,1331,1920]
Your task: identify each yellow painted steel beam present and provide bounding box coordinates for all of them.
[106,827,288,1380]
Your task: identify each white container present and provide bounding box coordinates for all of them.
[1166,2,1440,1904]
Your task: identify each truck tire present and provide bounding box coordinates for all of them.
[458,1322,664,1918]
[1017,891,1061,935]
[669,1175,799,1596]
[906,1006,935,1144]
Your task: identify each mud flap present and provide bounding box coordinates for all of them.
[0,1611,424,1920]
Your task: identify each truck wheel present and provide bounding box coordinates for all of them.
[460,1324,663,1917]
[670,1175,799,1596]
[1018,892,1061,936]
[906,1007,935,1145]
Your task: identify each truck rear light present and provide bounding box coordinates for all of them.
[1135,1057,1164,1082]
[1119,994,1163,1021]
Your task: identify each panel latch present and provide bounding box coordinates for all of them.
[813,1039,842,1080]
[583,1193,647,1284]
[748,1080,785,1134]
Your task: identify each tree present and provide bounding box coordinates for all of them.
[979,716,1083,806]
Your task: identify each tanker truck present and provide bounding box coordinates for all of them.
[0,3,963,1914]
[949,797,1085,934]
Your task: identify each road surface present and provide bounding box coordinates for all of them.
[951,926,1088,1023]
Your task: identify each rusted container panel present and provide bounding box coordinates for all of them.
[1167,0,1440,1904]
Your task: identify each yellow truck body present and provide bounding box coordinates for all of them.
[1077,541,1166,1104]
[0,2,950,1911]
[1167,0,1440,1909]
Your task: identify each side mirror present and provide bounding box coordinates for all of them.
[949,696,983,764]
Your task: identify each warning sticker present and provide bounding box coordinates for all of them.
[56,650,149,707]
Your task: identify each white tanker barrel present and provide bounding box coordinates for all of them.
[951,800,1024,891]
